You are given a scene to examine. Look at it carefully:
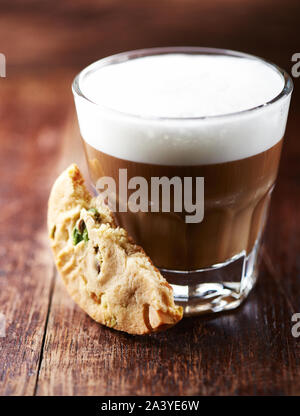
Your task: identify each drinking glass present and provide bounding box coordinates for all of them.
[73,47,293,315]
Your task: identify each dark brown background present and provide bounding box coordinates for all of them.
[0,0,299,396]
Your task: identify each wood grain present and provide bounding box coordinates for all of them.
[0,0,300,396]
[35,265,300,396]
[0,74,72,395]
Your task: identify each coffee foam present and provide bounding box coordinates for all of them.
[74,53,290,165]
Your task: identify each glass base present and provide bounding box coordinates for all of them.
[160,241,261,316]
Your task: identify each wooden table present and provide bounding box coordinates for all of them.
[0,0,299,396]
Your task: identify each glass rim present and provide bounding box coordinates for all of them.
[72,46,293,122]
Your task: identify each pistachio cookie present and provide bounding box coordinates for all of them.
[48,164,183,335]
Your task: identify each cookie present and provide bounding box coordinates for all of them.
[47,164,183,334]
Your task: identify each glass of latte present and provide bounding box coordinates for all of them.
[72,47,293,315]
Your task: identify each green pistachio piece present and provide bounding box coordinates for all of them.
[82,226,89,242]
[72,226,83,245]
[72,220,89,245]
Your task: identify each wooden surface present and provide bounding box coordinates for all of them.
[0,0,300,396]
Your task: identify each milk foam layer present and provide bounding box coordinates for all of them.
[74,53,290,165]
[82,55,284,118]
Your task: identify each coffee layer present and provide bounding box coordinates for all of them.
[84,139,283,270]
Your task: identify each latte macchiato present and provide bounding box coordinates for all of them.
[73,47,292,314]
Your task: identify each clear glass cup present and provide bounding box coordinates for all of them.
[72,47,293,315]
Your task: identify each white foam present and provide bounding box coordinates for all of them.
[74,53,290,165]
